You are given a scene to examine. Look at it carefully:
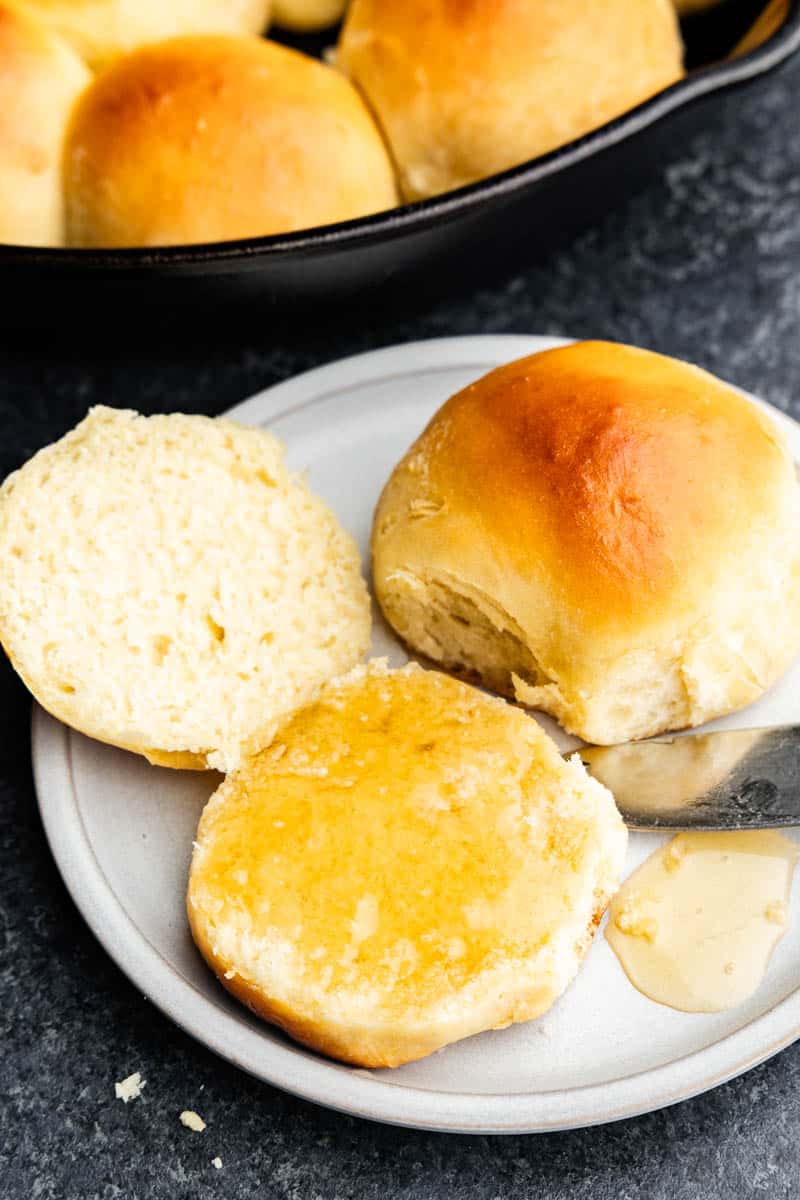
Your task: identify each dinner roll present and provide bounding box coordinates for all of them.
[0,3,90,246]
[338,0,685,201]
[372,341,800,746]
[272,0,347,32]
[734,0,788,58]
[188,661,627,1067]
[64,35,398,248]
[0,406,370,771]
[14,0,272,68]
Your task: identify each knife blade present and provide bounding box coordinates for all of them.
[576,725,800,832]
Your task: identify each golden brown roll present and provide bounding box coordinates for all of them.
[188,662,627,1067]
[371,341,800,745]
[734,0,788,57]
[63,34,398,247]
[338,0,685,201]
[13,0,272,69]
[0,3,90,246]
[272,0,347,32]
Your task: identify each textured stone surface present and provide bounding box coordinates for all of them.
[2,48,800,1200]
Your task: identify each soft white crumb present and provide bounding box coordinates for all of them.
[114,1072,145,1103]
[212,1157,223,1170]
[180,1110,207,1132]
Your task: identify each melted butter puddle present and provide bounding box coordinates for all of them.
[606,831,799,1013]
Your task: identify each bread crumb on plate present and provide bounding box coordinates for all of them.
[114,1072,145,1103]
[180,1110,207,1132]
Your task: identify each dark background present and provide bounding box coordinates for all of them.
[2,47,800,1200]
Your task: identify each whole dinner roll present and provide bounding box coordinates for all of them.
[272,0,347,32]
[338,0,685,201]
[0,406,370,771]
[13,0,272,69]
[64,35,398,247]
[371,341,800,745]
[0,3,90,246]
[188,661,627,1067]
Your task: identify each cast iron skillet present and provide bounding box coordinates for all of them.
[3,0,799,319]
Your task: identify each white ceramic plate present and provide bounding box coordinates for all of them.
[32,336,800,1134]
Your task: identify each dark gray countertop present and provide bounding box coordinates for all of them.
[2,51,800,1200]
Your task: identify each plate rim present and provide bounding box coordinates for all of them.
[32,334,800,1134]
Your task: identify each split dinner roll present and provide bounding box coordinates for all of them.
[272,0,347,32]
[0,407,370,771]
[13,0,272,69]
[188,662,627,1067]
[0,3,90,246]
[64,35,398,247]
[338,0,685,201]
[372,342,800,746]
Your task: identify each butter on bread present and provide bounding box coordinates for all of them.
[371,341,800,745]
[187,661,627,1068]
[0,406,370,770]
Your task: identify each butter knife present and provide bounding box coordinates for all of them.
[577,725,800,831]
